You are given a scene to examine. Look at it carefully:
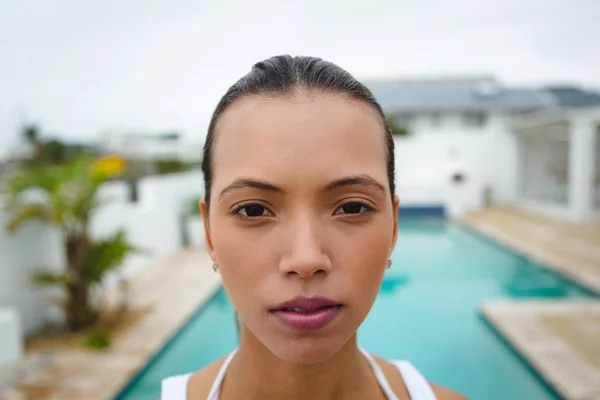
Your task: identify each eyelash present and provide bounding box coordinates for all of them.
[230,201,275,220]
[333,199,377,216]
[230,199,377,220]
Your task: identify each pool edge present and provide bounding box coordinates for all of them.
[456,219,600,297]
[478,305,571,400]
[112,280,223,400]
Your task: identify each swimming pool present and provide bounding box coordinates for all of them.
[117,216,593,400]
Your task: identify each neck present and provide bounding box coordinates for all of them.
[221,326,384,400]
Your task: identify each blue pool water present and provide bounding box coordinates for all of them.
[117,217,593,400]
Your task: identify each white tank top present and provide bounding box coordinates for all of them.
[161,348,438,400]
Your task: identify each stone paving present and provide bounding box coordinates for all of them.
[464,206,600,400]
[0,248,220,400]
[481,301,600,400]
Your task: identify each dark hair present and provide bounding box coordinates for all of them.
[202,55,395,211]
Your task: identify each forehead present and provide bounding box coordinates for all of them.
[211,93,388,191]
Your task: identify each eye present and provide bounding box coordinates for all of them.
[233,203,274,218]
[334,201,375,215]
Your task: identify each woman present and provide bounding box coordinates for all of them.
[162,56,467,400]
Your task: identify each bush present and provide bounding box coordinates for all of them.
[81,331,111,350]
[154,160,189,174]
[385,114,410,136]
[184,195,202,216]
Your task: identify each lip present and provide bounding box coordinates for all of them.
[269,296,343,331]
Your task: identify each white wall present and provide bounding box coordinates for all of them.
[408,111,491,134]
[393,112,506,213]
[0,308,22,370]
[92,170,205,286]
[0,170,205,337]
[102,133,203,162]
[0,204,65,336]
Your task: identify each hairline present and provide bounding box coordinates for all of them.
[211,88,387,145]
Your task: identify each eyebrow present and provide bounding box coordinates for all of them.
[219,174,385,200]
[324,174,386,193]
[219,178,283,199]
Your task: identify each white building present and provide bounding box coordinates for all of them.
[510,107,600,222]
[101,130,203,163]
[366,77,600,222]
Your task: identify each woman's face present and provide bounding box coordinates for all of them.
[202,93,399,364]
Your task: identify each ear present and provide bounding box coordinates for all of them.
[390,195,400,256]
[200,201,217,263]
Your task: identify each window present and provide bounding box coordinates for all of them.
[463,111,488,127]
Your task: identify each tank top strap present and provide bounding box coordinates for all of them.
[359,348,399,400]
[206,349,238,400]
[360,348,438,400]
[391,360,438,400]
[160,349,237,400]
[161,348,437,400]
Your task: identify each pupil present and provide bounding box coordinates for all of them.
[245,205,264,217]
[343,202,362,214]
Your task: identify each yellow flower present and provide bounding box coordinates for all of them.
[92,155,127,178]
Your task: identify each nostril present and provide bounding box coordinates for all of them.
[285,268,326,278]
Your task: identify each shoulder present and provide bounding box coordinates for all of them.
[186,356,228,398]
[371,354,468,400]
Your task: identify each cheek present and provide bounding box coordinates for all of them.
[209,223,274,307]
[341,227,390,292]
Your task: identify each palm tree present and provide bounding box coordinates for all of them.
[3,154,141,330]
[22,124,47,164]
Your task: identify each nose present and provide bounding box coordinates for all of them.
[279,217,332,279]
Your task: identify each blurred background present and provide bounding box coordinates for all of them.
[1,1,599,399]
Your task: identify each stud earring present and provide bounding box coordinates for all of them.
[212,263,219,273]
[386,259,392,269]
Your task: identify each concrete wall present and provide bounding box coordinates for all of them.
[0,170,205,337]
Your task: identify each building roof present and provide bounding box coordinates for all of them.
[366,77,554,112]
[544,86,600,108]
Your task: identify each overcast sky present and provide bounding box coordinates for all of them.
[1,0,599,157]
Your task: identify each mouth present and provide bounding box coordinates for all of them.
[269,296,344,330]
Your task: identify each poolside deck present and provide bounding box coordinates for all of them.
[462,206,600,295]
[463,206,600,400]
[481,302,600,400]
[0,248,220,400]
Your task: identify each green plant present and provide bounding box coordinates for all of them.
[185,195,202,216]
[154,160,189,174]
[81,331,111,350]
[20,123,87,167]
[385,114,409,137]
[3,154,141,330]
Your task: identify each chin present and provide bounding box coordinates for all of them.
[266,334,351,364]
